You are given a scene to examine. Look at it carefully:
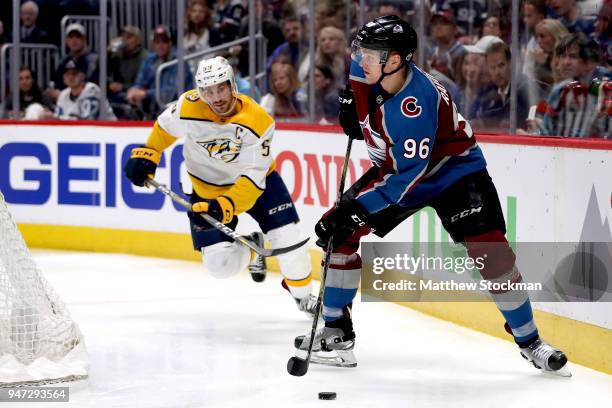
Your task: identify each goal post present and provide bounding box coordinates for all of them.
[0,191,88,387]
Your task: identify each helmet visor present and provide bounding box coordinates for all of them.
[350,39,389,65]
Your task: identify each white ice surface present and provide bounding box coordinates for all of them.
[16,250,612,408]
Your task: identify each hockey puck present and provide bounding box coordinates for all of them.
[318,392,336,400]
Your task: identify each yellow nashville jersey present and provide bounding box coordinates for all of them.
[146,90,275,214]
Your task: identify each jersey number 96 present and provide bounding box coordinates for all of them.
[403,137,430,159]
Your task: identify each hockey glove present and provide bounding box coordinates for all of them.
[315,199,369,248]
[338,86,363,140]
[124,146,160,187]
[191,196,235,224]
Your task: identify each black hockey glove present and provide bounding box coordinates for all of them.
[315,199,369,248]
[338,86,364,140]
[124,146,160,187]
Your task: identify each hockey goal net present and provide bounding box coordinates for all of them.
[0,191,88,387]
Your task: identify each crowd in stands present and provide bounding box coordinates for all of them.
[0,0,610,138]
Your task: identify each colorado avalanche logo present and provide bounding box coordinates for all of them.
[360,114,386,166]
[401,96,422,118]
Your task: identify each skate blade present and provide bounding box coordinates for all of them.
[544,365,572,378]
[520,353,572,377]
[310,350,357,368]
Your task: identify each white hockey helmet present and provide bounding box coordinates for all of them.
[195,56,239,115]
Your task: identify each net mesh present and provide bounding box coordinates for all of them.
[0,191,87,386]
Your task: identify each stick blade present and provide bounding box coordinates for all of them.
[267,237,310,257]
[287,356,309,376]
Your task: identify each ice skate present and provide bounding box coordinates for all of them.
[294,311,357,368]
[247,232,267,282]
[280,279,317,318]
[520,338,571,377]
[295,294,318,318]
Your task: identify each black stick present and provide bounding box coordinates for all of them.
[146,178,308,257]
[287,137,354,376]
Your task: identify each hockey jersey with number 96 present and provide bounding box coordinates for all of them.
[349,61,487,214]
[146,89,275,214]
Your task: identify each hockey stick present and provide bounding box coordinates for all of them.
[146,178,309,257]
[287,136,354,377]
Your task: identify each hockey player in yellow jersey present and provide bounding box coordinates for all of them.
[124,56,316,316]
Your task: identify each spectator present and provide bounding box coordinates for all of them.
[525,19,569,102]
[536,20,570,78]
[298,26,349,89]
[423,57,462,105]
[481,14,510,43]
[108,26,148,95]
[431,0,489,39]
[267,0,287,20]
[50,23,99,98]
[469,42,531,131]
[533,33,611,137]
[32,0,98,46]
[592,3,612,67]
[234,0,286,76]
[429,11,465,80]
[107,26,148,118]
[50,58,116,121]
[19,1,49,43]
[255,0,285,56]
[312,64,339,124]
[213,0,245,44]
[127,26,194,118]
[260,61,306,117]
[3,66,53,119]
[315,0,352,32]
[548,0,596,36]
[267,15,306,72]
[184,0,221,68]
[453,50,489,114]
[521,0,546,54]
[558,33,610,87]
[463,34,505,55]
[549,46,565,84]
[376,0,411,21]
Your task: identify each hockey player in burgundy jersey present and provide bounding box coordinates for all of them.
[294,15,569,375]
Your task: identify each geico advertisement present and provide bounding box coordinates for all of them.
[1,125,610,245]
[0,126,373,236]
